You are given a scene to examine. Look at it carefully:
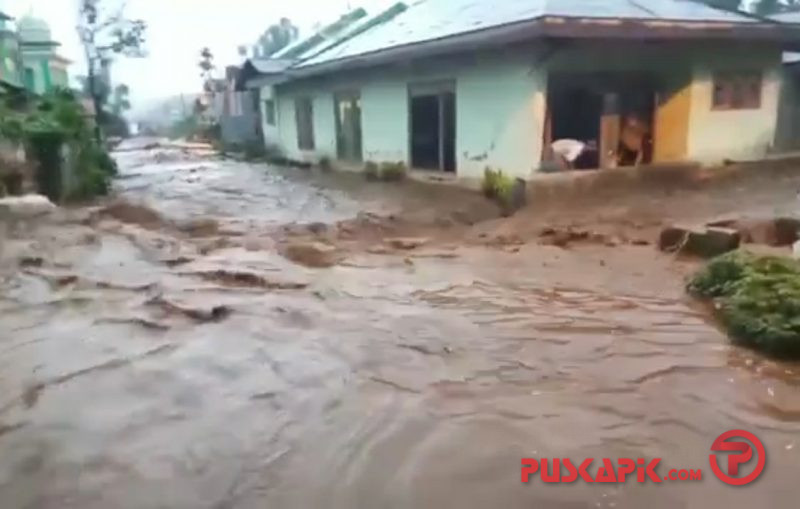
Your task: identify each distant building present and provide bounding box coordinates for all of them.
[0,10,24,91]
[18,15,71,94]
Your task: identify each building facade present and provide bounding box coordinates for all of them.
[0,9,23,91]
[18,15,70,94]
[259,0,799,180]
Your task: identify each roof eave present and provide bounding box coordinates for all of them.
[290,17,800,79]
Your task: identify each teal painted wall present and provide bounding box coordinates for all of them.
[0,31,23,87]
[275,47,547,179]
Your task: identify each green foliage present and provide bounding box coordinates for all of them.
[318,156,333,172]
[688,251,800,359]
[482,167,514,203]
[364,161,379,181]
[379,161,407,182]
[1,90,115,201]
[363,161,406,182]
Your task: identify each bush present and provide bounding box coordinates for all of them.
[364,161,379,181]
[688,251,800,359]
[481,167,520,214]
[482,167,499,197]
[318,156,333,172]
[379,161,407,181]
[364,161,406,182]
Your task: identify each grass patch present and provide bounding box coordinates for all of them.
[688,250,800,360]
[482,167,522,215]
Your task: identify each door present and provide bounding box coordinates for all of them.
[335,91,362,162]
[409,81,456,172]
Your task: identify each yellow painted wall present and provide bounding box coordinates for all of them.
[686,45,782,164]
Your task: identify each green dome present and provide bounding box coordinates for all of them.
[18,15,55,44]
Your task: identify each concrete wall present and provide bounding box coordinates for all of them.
[686,45,782,163]
[274,47,547,179]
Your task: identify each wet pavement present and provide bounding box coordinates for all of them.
[1,141,799,508]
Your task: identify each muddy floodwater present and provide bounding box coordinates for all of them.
[1,140,800,508]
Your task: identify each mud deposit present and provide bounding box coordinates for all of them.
[1,140,799,508]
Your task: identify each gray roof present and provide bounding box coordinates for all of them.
[773,11,800,23]
[249,58,293,74]
[298,0,760,69]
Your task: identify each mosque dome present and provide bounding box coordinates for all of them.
[18,15,55,45]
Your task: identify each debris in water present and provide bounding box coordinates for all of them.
[385,237,429,250]
[282,241,339,268]
[146,295,232,322]
[191,269,308,290]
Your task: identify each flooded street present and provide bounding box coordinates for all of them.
[2,141,800,508]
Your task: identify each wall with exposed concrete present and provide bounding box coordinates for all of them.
[686,45,783,164]
[274,47,547,179]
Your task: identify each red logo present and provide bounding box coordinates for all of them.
[709,430,766,486]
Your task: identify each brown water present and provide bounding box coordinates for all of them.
[1,141,799,508]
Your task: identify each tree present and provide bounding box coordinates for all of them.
[199,47,215,92]
[110,84,131,115]
[753,0,800,14]
[77,0,146,141]
[700,0,742,10]
[254,18,299,57]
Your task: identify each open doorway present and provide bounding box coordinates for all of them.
[335,91,363,162]
[409,81,456,172]
[545,72,655,170]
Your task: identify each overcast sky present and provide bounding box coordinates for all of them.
[3,0,386,111]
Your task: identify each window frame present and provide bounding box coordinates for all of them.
[711,71,763,111]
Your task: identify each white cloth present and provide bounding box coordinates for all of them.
[551,139,586,163]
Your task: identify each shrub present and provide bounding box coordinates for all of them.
[364,161,379,181]
[481,167,522,215]
[482,167,500,197]
[318,156,333,172]
[379,161,407,181]
[688,251,800,359]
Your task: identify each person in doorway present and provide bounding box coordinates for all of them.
[618,115,650,166]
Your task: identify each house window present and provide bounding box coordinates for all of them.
[295,97,315,150]
[264,99,276,126]
[712,71,762,110]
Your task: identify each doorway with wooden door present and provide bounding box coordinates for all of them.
[335,91,363,162]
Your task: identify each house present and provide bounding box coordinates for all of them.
[260,0,800,180]
[0,11,70,96]
[221,8,371,147]
[772,11,800,150]
[17,15,71,94]
[218,64,263,145]
[0,10,24,92]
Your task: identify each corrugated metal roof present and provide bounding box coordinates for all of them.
[298,0,758,69]
[272,8,368,60]
[773,11,800,23]
[249,59,293,74]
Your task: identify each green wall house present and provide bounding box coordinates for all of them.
[0,9,23,91]
[18,15,69,94]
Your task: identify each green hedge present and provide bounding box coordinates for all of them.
[688,251,800,359]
